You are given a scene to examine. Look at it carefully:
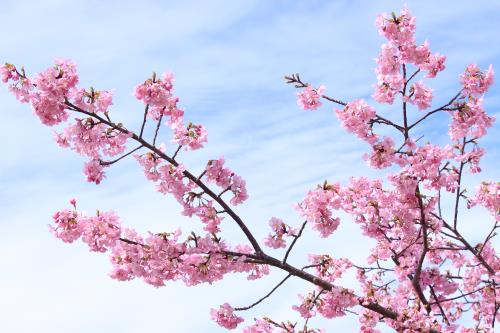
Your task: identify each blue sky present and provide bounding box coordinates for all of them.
[0,1,499,332]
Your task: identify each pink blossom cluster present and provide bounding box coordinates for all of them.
[308,254,352,282]
[405,81,433,110]
[460,64,494,96]
[263,217,296,249]
[295,184,341,237]
[205,157,248,205]
[448,97,495,141]
[51,202,268,289]
[296,85,325,110]
[335,99,377,143]
[210,303,244,330]
[50,202,121,252]
[1,59,133,184]
[373,8,444,106]
[134,72,207,150]
[363,136,396,169]
[292,287,357,320]
[71,87,113,114]
[469,181,500,221]
[171,121,208,150]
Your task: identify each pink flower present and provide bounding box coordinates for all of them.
[448,97,495,141]
[264,217,296,249]
[375,44,401,75]
[406,81,433,110]
[296,85,325,110]
[295,184,341,238]
[420,52,446,78]
[49,209,81,243]
[469,182,500,221]
[375,8,416,47]
[1,63,19,83]
[460,64,494,96]
[242,319,273,333]
[210,303,244,329]
[80,210,122,252]
[363,136,395,169]
[335,99,377,143]
[205,157,249,206]
[83,159,106,184]
[171,122,208,150]
[373,73,404,104]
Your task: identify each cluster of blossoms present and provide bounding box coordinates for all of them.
[51,201,268,288]
[296,85,325,110]
[372,8,445,105]
[205,157,249,206]
[134,72,207,150]
[50,201,121,252]
[1,59,131,184]
[263,217,297,249]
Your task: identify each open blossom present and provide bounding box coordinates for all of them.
[70,88,113,113]
[205,157,248,206]
[460,64,494,96]
[83,159,106,184]
[469,182,500,221]
[363,136,395,169]
[406,81,433,110]
[264,217,296,249]
[242,319,273,333]
[456,146,485,173]
[448,97,495,141]
[296,85,325,110]
[308,254,352,282]
[1,63,19,82]
[49,208,81,243]
[172,122,208,150]
[80,210,122,252]
[372,73,404,104]
[375,44,400,75]
[316,287,357,318]
[210,303,244,329]
[295,184,341,237]
[335,99,377,143]
[292,292,317,318]
[134,72,174,107]
[420,52,446,78]
[375,8,416,47]
[197,201,223,233]
[30,59,79,126]
[50,206,121,252]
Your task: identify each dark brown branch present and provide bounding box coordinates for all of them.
[408,91,463,130]
[64,100,265,255]
[100,145,143,166]
[235,274,292,311]
[139,104,149,138]
[152,113,164,145]
[282,220,307,264]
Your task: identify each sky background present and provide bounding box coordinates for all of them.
[0,1,499,332]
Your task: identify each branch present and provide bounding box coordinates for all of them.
[139,104,149,138]
[282,220,307,264]
[64,100,265,255]
[284,73,347,106]
[408,91,463,130]
[100,145,143,166]
[152,113,164,145]
[235,274,292,311]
